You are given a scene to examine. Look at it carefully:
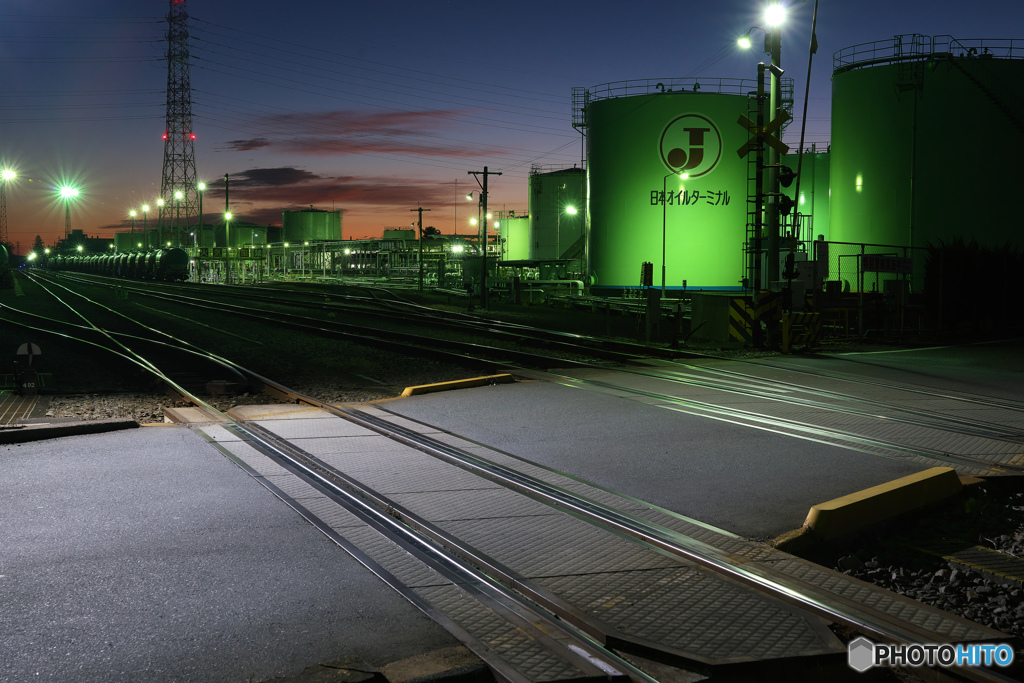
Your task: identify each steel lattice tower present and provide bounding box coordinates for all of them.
[160,0,198,245]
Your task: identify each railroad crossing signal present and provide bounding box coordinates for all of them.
[736,110,792,157]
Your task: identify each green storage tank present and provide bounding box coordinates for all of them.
[583,79,759,292]
[831,35,1024,250]
[501,214,530,261]
[282,208,342,243]
[529,168,584,261]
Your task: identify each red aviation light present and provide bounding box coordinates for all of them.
[162,131,168,140]
[190,133,196,140]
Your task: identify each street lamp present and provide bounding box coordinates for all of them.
[197,182,206,249]
[157,198,165,248]
[129,209,136,244]
[662,171,688,295]
[141,204,149,250]
[283,242,289,278]
[224,212,232,283]
[1,169,15,247]
[739,4,786,286]
[174,190,184,247]
[304,241,310,277]
[59,186,79,241]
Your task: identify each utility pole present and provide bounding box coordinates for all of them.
[467,166,501,309]
[410,206,431,292]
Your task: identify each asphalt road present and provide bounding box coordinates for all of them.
[0,426,458,682]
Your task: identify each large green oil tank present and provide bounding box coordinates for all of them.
[585,80,756,292]
[501,214,530,261]
[282,208,342,242]
[529,168,584,260]
[831,35,1024,249]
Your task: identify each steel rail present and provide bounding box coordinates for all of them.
[41,272,1023,468]
[19,276,652,682]
[628,365,1024,441]
[228,371,1015,683]
[535,370,1021,475]
[24,272,1015,680]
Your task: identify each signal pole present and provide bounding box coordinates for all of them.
[410,206,431,291]
[467,166,501,309]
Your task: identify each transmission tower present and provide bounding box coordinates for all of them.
[160,0,198,246]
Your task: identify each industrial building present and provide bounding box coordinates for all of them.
[102,34,1022,340]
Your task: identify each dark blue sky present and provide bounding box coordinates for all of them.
[1,0,1020,250]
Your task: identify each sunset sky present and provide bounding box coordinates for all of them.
[1,0,1020,252]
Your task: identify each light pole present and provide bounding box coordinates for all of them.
[197,182,206,249]
[283,242,289,278]
[157,198,165,249]
[224,212,232,283]
[1,169,16,247]
[303,241,310,277]
[129,209,136,245]
[141,204,149,249]
[59,186,79,243]
[174,190,184,247]
[662,171,687,295]
[739,4,786,286]
[410,206,431,291]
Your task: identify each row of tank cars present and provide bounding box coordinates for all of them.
[47,248,190,281]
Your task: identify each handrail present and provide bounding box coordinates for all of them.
[834,34,1024,74]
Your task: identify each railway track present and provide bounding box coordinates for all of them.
[20,271,1024,477]
[8,271,1022,681]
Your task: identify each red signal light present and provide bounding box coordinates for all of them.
[162,131,168,140]
[190,134,196,140]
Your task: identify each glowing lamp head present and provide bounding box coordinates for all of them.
[142,204,149,212]
[76,245,83,252]
[27,252,36,261]
[224,212,232,221]
[680,172,689,179]
[130,210,137,217]
[452,245,464,253]
[469,218,478,226]
[44,248,50,254]
[60,186,79,200]
[284,242,289,247]
[138,243,143,248]
[764,3,786,27]
[343,248,350,254]
[737,36,752,49]
[197,182,206,191]
[565,206,578,215]
[157,198,165,207]
[465,192,473,200]
[174,190,184,200]
[304,241,309,246]
[485,213,492,219]
[1,169,15,181]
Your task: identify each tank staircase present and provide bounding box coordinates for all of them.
[557,233,586,262]
[945,57,1024,135]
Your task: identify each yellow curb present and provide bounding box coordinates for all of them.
[401,373,516,397]
[804,467,963,542]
